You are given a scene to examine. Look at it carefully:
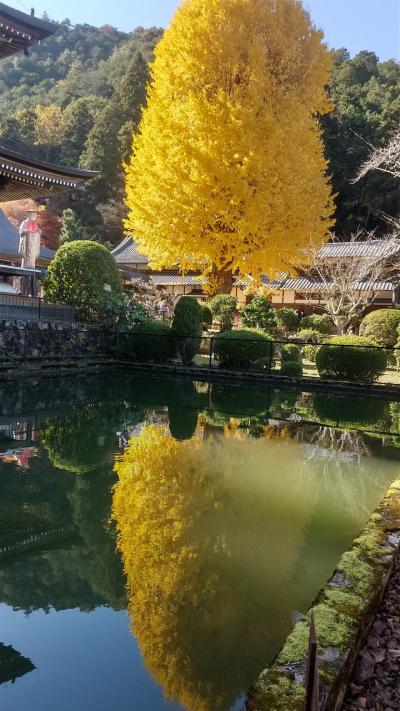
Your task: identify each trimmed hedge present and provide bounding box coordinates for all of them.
[275,308,299,334]
[359,309,400,348]
[303,343,320,363]
[44,240,122,322]
[315,335,387,382]
[241,296,277,333]
[214,329,273,369]
[280,361,303,377]
[297,328,322,344]
[281,343,301,363]
[130,320,176,362]
[173,296,203,364]
[300,314,334,334]
[201,304,213,327]
[208,294,237,331]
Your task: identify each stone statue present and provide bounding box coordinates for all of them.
[18,210,42,296]
[19,210,41,270]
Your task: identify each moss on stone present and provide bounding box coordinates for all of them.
[324,588,364,618]
[277,621,309,664]
[251,672,305,711]
[337,549,378,596]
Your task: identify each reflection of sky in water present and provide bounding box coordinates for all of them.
[0,374,399,711]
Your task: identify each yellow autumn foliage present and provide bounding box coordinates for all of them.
[124,0,335,281]
[112,425,317,710]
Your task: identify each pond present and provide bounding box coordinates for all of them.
[1,373,400,711]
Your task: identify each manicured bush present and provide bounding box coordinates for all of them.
[172,296,203,364]
[44,240,122,322]
[214,329,273,369]
[201,304,213,328]
[312,393,386,429]
[300,313,334,334]
[208,294,237,331]
[130,320,176,362]
[281,343,301,363]
[280,360,303,377]
[303,343,320,363]
[297,328,322,344]
[359,309,400,348]
[241,296,277,333]
[275,308,299,334]
[315,335,387,382]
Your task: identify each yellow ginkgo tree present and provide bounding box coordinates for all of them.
[124,0,335,291]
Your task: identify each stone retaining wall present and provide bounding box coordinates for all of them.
[243,478,400,711]
[0,320,113,361]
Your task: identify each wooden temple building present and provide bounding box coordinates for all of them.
[0,4,95,297]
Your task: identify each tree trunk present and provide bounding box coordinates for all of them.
[209,267,233,296]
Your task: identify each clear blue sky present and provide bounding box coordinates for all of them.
[10,0,400,61]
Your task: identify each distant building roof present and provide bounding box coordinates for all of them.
[112,236,149,265]
[0,209,54,262]
[318,241,400,259]
[273,276,397,292]
[149,274,204,286]
[0,3,55,60]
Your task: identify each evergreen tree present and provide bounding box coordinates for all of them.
[59,208,89,245]
[118,51,150,126]
[61,98,94,166]
[322,50,400,236]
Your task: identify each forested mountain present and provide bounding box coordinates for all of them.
[0,15,398,246]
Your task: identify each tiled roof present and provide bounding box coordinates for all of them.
[149,274,204,286]
[318,241,400,259]
[275,277,396,292]
[111,237,149,265]
[0,209,54,261]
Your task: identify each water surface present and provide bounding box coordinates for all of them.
[1,374,399,711]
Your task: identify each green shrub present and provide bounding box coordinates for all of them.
[280,361,303,377]
[208,294,237,331]
[300,314,334,334]
[210,383,270,417]
[172,296,204,364]
[201,304,213,328]
[281,343,301,363]
[359,309,400,348]
[129,320,176,362]
[303,343,320,363]
[214,329,273,369]
[275,308,299,334]
[315,335,387,382]
[313,393,386,430]
[297,328,322,344]
[44,240,122,322]
[241,296,277,333]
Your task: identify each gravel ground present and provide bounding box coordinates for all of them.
[341,552,400,711]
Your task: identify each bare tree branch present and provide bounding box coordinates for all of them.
[354,129,400,182]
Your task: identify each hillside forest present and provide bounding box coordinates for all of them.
[0,16,399,248]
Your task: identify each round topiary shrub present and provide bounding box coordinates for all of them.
[303,343,320,363]
[44,240,122,322]
[281,343,301,363]
[208,294,237,331]
[214,329,273,369]
[359,309,400,348]
[130,320,176,362]
[312,393,386,430]
[315,335,387,382]
[300,314,334,334]
[172,296,204,364]
[280,360,303,377]
[201,304,213,328]
[275,308,299,334]
[297,328,323,344]
[240,296,277,333]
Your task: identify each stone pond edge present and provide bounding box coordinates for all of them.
[242,477,400,711]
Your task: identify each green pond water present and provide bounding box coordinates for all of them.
[1,373,400,711]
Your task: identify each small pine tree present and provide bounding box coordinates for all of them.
[241,296,277,333]
[59,209,88,245]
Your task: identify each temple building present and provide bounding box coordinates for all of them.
[0,4,95,297]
